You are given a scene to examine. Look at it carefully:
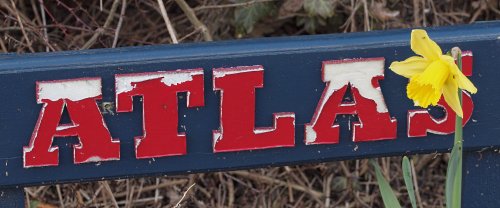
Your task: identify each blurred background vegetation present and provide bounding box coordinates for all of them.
[1,0,499,207]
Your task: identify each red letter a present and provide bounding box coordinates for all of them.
[305,58,397,145]
[24,78,120,168]
[212,66,295,153]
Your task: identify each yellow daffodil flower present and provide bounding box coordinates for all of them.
[389,29,477,118]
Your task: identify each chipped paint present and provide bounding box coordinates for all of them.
[212,66,295,152]
[322,58,388,113]
[24,78,120,168]
[212,65,262,78]
[116,68,204,159]
[305,58,397,144]
[305,125,317,144]
[37,78,101,102]
[116,69,203,94]
[82,156,103,163]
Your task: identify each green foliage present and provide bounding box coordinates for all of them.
[331,176,347,192]
[234,1,275,34]
[402,156,417,208]
[371,157,419,208]
[370,159,402,208]
[303,0,336,18]
[297,16,326,34]
[30,200,40,208]
[446,143,462,208]
[234,0,338,35]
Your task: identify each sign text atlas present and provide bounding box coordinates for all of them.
[24,54,474,168]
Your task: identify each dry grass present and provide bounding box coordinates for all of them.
[1,0,499,207]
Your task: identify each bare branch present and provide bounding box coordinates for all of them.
[174,0,213,41]
[157,0,179,44]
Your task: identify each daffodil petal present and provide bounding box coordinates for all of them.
[456,70,478,94]
[442,76,463,118]
[442,55,478,94]
[389,56,429,78]
[411,29,443,61]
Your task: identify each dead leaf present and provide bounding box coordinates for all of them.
[370,3,399,21]
[279,0,304,17]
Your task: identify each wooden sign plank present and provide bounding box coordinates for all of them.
[463,150,500,206]
[0,23,498,198]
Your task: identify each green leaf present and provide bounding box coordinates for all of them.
[297,16,327,34]
[446,143,462,208]
[30,200,40,208]
[234,1,274,34]
[331,176,347,192]
[303,0,336,18]
[370,159,402,208]
[453,154,462,208]
[402,156,417,208]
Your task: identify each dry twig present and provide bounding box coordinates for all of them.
[174,0,213,41]
[112,0,128,48]
[9,0,34,52]
[157,0,179,44]
[174,183,196,208]
[81,0,120,49]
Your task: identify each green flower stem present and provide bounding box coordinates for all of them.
[455,50,463,145]
[454,50,463,208]
[449,48,463,208]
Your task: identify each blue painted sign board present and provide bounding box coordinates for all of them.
[0,22,500,207]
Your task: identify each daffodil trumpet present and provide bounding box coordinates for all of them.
[389,29,477,118]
